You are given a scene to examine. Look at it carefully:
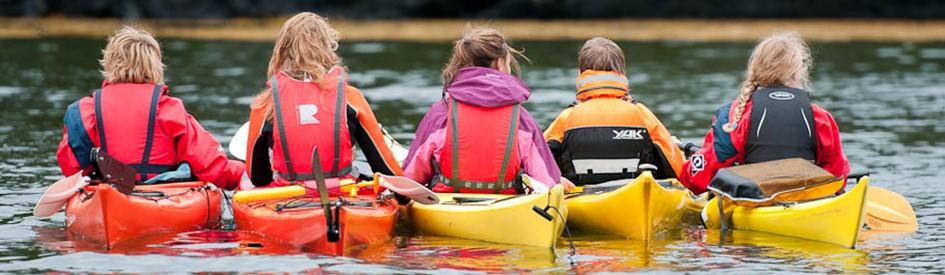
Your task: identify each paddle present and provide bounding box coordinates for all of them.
[311,149,339,242]
[227,122,408,164]
[865,186,918,232]
[33,172,87,217]
[376,174,439,205]
[232,173,439,205]
[33,148,138,217]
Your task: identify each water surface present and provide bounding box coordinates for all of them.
[0,38,943,273]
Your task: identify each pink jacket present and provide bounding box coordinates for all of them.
[403,127,557,190]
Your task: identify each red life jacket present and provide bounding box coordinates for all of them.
[434,98,522,194]
[269,70,354,183]
[91,83,177,181]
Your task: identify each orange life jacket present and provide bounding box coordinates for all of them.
[433,98,522,194]
[246,69,354,184]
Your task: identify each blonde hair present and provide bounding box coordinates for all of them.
[578,37,626,75]
[254,12,342,120]
[99,26,164,84]
[442,25,527,85]
[725,31,812,132]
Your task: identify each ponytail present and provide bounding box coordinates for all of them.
[442,25,527,86]
[725,31,812,133]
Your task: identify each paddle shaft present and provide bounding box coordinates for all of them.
[311,149,340,242]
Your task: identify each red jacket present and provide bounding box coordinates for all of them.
[56,81,244,190]
[680,98,849,195]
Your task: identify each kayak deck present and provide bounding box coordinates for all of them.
[703,176,869,248]
[566,172,702,240]
[408,185,567,247]
[65,181,222,249]
[232,193,398,255]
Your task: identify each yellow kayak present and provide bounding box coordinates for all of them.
[408,185,567,247]
[703,176,869,248]
[566,172,703,240]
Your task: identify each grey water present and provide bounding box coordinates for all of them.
[0,38,943,273]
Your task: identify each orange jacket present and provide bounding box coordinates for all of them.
[544,70,684,180]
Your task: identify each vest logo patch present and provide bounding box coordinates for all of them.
[769,91,796,101]
[297,104,320,125]
[612,129,644,140]
[690,154,705,173]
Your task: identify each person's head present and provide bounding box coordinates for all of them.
[267,12,341,81]
[256,12,341,120]
[442,26,527,85]
[577,37,626,75]
[100,26,164,84]
[725,31,812,132]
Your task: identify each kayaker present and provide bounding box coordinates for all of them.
[680,31,850,195]
[544,37,684,185]
[55,26,244,190]
[402,26,573,194]
[245,12,403,190]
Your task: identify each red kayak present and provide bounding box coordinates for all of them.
[65,181,222,249]
[232,189,398,255]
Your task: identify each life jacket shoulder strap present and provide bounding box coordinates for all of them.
[93,85,173,180]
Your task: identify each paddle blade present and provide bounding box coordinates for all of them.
[378,175,439,205]
[33,172,87,217]
[228,122,250,161]
[865,187,918,232]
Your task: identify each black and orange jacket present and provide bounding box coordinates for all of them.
[544,70,684,184]
[246,70,402,187]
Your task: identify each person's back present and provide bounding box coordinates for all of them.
[403,26,566,194]
[679,32,849,195]
[56,26,244,190]
[545,38,683,185]
[245,12,402,190]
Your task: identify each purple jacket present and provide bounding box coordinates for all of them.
[403,66,562,183]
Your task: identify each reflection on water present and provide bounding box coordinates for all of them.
[0,38,943,273]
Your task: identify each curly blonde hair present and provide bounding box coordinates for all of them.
[99,26,164,84]
[255,12,343,120]
[725,31,812,132]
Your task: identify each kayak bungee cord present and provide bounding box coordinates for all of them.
[547,205,575,264]
[533,189,576,264]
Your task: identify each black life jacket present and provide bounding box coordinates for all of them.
[559,126,673,185]
[745,87,818,164]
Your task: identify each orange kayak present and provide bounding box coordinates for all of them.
[65,181,223,249]
[232,192,398,255]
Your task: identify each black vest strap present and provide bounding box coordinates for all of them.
[495,104,520,193]
[93,86,173,181]
[331,72,346,178]
[270,76,297,179]
[94,89,107,153]
[137,85,163,180]
[745,87,817,164]
[448,98,461,193]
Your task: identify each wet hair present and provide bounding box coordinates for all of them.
[99,26,164,84]
[255,12,343,120]
[577,37,626,75]
[441,25,527,85]
[725,31,812,132]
